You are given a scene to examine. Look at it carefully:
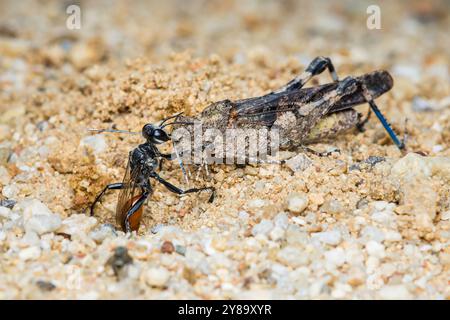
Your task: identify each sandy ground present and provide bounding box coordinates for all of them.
[0,0,449,299]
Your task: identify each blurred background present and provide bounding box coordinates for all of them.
[1,0,449,66]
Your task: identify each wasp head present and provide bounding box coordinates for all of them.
[142,124,170,144]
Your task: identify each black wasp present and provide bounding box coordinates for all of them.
[90,114,215,232]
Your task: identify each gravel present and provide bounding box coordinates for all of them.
[0,0,449,300]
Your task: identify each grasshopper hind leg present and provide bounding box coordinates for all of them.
[303,109,360,145]
[274,56,339,94]
[361,83,405,150]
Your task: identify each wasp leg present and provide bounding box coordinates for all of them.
[360,83,405,150]
[90,183,124,216]
[123,191,150,233]
[158,153,172,170]
[151,173,215,203]
[274,56,339,94]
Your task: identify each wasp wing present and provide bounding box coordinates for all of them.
[115,152,142,229]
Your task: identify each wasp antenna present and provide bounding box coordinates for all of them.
[88,128,140,135]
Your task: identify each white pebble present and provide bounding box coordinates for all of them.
[287,193,308,213]
[312,230,342,246]
[365,241,386,259]
[247,199,266,209]
[143,267,170,287]
[273,212,289,229]
[384,230,402,242]
[80,134,107,154]
[0,166,11,185]
[19,246,41,261]
[238,211,249,220]
[25,214,61,235]
[285,154,312,172]
[2,184,19,198]
[441,211,450,221]
[89,224,117,243]
[0,206,12,220]
[379,285,412,300]
[276,246,309,267]
[269,227,285,241]
[324,248,346,266]
[59,214,98,236]
[17,199,62,235]
[252,219,273,236]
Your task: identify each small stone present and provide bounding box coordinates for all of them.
[0,166,11,185]
[143,267,170,287]
[106,247,133,278]
[19,246,41,261]
[151,224,165,234]
[247,199,267,209]
[286,225,308,245]
[269,226,285,241]
[287,193,308,213]
[312,230,342,246]
[80,134,107,155]
[161,241,175,254]
[24,211,62,236]
[69,38,106,70]
[360,226,385,243]
[379,285,412,300]
[285,154,312,172]
[365,241,386,259]
[58,214,97,236]
[36,280,56,292]
[175,245,186,256]
[321,199,343,214]
[251,219,273,236]
[0,206,12,220]
[0,199,16,209]
[89,223,117,243]
[2,184,19,198]
[21,231,40,247]
[238,211,249,220]
[276,246,309,267]
[441,211,450,221]
[384,230,402,242]
[412,96,432,112]
[0,125,11,142]
[273,212,289,229]
[324,248,346,267]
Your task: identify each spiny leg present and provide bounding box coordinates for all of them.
[274,56,339,94]
[356,109,372,132]
[301,146,340,157]
[285,77,359,154]
[361,83,405,150]
[151,172,215,203]
[123,191,149,233]
[90,183,124,216]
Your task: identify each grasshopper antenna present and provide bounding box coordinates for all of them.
[159,112,184,127]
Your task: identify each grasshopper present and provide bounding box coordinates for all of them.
[171,56,405,165]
